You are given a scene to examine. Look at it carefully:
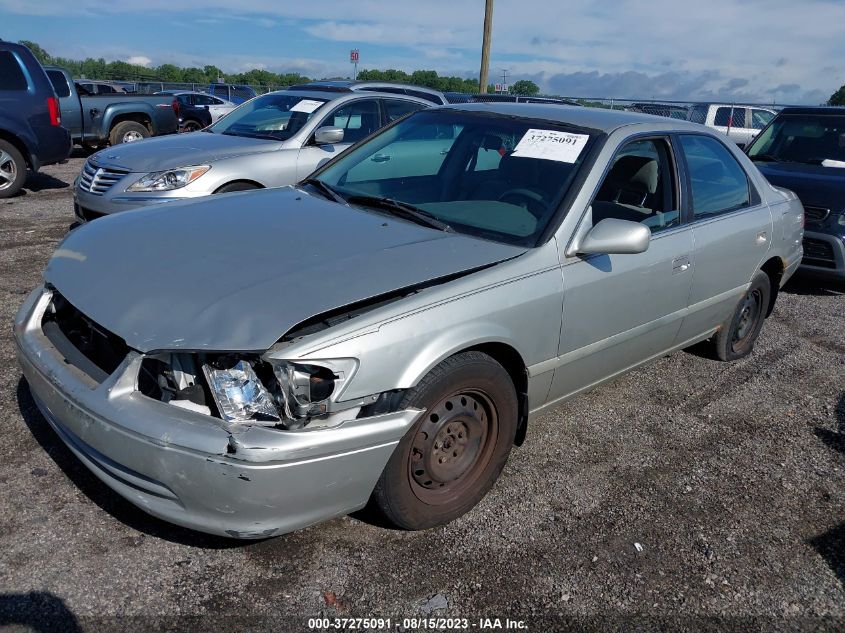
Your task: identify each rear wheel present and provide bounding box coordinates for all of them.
[109,121,150,145]
[712,270,771,361]
[0,140,26,199]
[370,351,518,530]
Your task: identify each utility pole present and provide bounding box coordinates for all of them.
[479,0,494,94]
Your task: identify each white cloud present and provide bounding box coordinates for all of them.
[126,55,151,66]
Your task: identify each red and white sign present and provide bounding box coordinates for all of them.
[350,49,360,63]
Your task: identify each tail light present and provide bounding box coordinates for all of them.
[171,98,180,117]
[47,96,61,126]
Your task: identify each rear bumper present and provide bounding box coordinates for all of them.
[800,230,845,280]
[14,287,420,538]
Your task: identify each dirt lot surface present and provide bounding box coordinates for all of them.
[0,155,843,632]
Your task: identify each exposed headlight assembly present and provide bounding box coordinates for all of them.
[200,357,357,429]
[127,165,210,192]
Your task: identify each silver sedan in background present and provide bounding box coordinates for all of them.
[73,88,431,222]
[17,104,803,538]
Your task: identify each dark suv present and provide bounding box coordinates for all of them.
[747,107,845,281]
[0,41,71,197]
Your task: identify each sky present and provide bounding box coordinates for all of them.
[1,0,841,104]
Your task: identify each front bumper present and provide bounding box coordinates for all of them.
[73,179,194,222]
[14,287,421,538]
[800,229,845,281]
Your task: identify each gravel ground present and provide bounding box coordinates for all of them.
[0,155,843,632]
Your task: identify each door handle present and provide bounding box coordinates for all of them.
[755,231,768,244]
[371,154,391,163]
[672,255,691,274]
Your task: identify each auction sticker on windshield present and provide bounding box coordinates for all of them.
[512,129,589,163]
[291,99,324,113]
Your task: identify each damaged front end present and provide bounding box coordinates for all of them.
[138,353,375,431]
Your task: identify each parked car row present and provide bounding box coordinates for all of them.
[15,93,811,539]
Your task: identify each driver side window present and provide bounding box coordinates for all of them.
[326,99,380,144]
[591,138,679,233]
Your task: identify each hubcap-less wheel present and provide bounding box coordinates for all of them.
[123,130,144,143]
[409,390,498,505]
[731,287,763,353]
[0,149,18,191]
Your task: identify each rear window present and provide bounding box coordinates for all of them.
[0,52,28,91]
[46,70,71,98]
[714,107,747,127]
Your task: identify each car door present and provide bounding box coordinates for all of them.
[547,136,694,402]
[295,98,380,180]
[199,95,229,123]
[674,133,773,341]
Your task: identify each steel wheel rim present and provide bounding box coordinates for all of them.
[731,288,762,352]
[408,389,499,505]
[123,130,144,143]
[181,122,201,133]
[0,150,17,190]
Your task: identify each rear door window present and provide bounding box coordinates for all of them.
[46,70,71,98]
[714,107,748,128]
[0,52,28,91]
[680,135,751,218]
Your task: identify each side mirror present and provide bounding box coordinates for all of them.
[314,126,344,145]
[578,218,650,255]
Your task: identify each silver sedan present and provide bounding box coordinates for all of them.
[17,104,804,538]
[73,88,431,222]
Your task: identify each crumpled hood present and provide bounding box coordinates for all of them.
[91,131,282,173]
[756,162,845,208]
[45,187,526,352]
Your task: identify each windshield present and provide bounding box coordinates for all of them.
[748,113,845,166]
[207,93,328,140]
[314,110,598,246]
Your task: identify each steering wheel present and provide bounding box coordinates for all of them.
[498,188,546,217]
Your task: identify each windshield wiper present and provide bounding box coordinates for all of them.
[221,130,282,141]
[749,153,784,162]
[346,195,452,232]
[300,178,347,205]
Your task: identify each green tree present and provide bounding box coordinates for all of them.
[829,85,845,106]
[510,79,540,96]
[18,40,51,65]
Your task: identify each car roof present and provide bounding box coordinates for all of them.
[439,102,704,133]
[777,106,845,115]
[289,80,444,95]
[263,88,432,105]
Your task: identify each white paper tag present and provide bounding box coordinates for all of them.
[290,99,324,114]
[511,129,589,163]
[821,158,845,169]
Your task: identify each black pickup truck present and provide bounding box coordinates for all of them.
[0,41,71,198]
[44,67,179,147]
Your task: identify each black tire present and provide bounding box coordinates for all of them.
[0,140,27,199]
[370,351,518,530]
[712,270,771,361]
[215,182,260,194]
[180,119,203,133]
[109,121,150,146]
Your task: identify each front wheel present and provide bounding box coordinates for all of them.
[370,351,518,530]
[712,270,771,361]
[180,119,203,133]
